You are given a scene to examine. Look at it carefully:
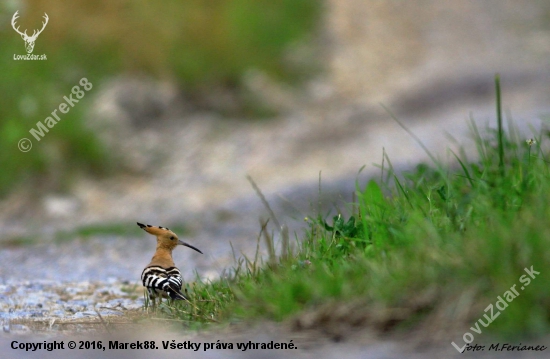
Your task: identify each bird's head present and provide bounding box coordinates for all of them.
[137,222,203,254]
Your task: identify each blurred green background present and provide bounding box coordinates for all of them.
[0,0,321,197]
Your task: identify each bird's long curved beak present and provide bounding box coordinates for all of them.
[178,240,203,254]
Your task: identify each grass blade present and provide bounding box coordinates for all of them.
[451,150,475,188]
[394,175,412,209]
[495,74,505,177]
[380,103,440,170]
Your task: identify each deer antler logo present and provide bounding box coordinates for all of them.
[11,11,49,54]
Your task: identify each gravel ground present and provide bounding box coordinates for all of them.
[0,279,143,333]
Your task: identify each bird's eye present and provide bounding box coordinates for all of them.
[170,236,175,240]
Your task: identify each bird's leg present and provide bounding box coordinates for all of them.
[148,296,157,313]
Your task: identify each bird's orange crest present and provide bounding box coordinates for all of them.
[137,222,174,237]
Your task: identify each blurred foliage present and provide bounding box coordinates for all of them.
[0,0,321,197]
[24,0,321,85]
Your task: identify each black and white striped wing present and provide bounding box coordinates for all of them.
[141,266,188,300]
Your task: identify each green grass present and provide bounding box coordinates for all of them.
[53,222,153,243]
[63,222,189,242]
[0,222,189,248]
[150,76,550,339]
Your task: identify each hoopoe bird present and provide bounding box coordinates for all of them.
[137,222,202,305]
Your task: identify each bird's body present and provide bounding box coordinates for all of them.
[141,265,186,301]
[137,222,203,305]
